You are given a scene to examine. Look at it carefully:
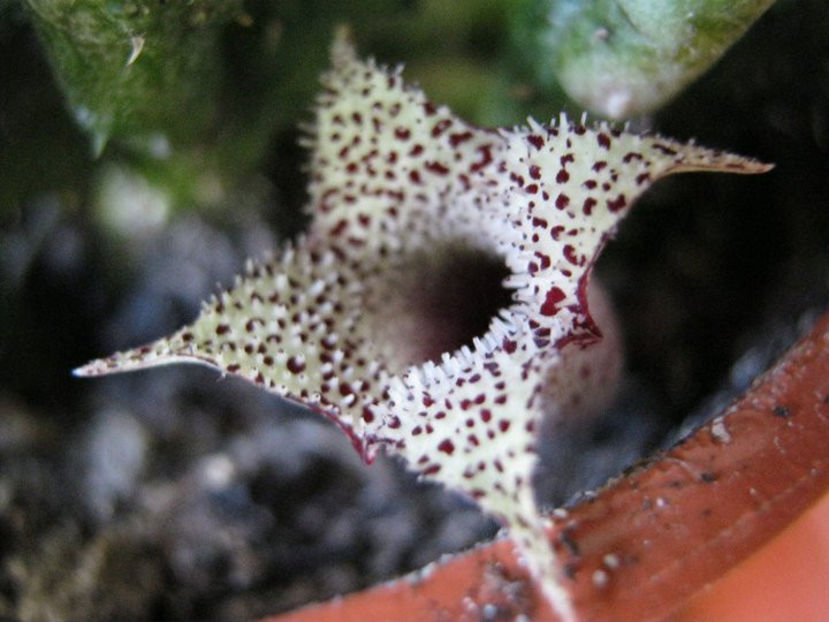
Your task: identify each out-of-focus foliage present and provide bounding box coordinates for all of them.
[7,1,520,215]
[0,2,91,211]
[26,0,244,155]
[4,0,777,219]
[510,0,775,119]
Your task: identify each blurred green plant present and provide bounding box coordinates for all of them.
[3,0,777,222]
[25,0,244,156]
[509,0,775,119]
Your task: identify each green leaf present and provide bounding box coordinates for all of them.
[511,0,775,118]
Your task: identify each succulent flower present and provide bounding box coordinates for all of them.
[76,32,770,621]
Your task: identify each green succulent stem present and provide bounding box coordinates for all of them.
[514,0,775,118]
[25,0,243,156]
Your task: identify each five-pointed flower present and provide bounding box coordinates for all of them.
[76,34,770,621]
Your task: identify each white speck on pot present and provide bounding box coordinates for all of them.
[603,553,620,569]
[710,416,732,444]
[592,568,609,588]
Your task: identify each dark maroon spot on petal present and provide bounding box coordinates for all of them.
[529,164,542,180]
[286,356,306,374]
[449,131,474,147]
[528,135,544,150]
[330,219,348,236]
[437,439,455,455]
[470,145,493,172]
[555,193,570,209]
[540,287,566,316]
[431,118,452,137]
[563,245,580,265]
[607,193,627,212]
[498,420,511,432]
[653,143,678,156]
[597,133,611,149]
[425,161,450,175]
[556,169,570,183]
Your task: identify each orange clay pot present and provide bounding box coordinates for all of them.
[263,309,829,622]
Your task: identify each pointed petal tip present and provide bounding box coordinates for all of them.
[330,24,358,68]
[71,353,141,378]
[699,151,774,175]
[646,136,775,177]
[71,353,139,378]
[71,335,199,379]
[72,361,98,377]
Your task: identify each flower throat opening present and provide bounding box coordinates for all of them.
[373,243,513,369]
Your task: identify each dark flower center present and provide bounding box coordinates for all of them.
[373,243,513,368]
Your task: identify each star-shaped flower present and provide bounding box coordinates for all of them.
[76,33,770,621]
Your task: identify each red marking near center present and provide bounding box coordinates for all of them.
[437,439,455,455]
[540,287,566,316]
